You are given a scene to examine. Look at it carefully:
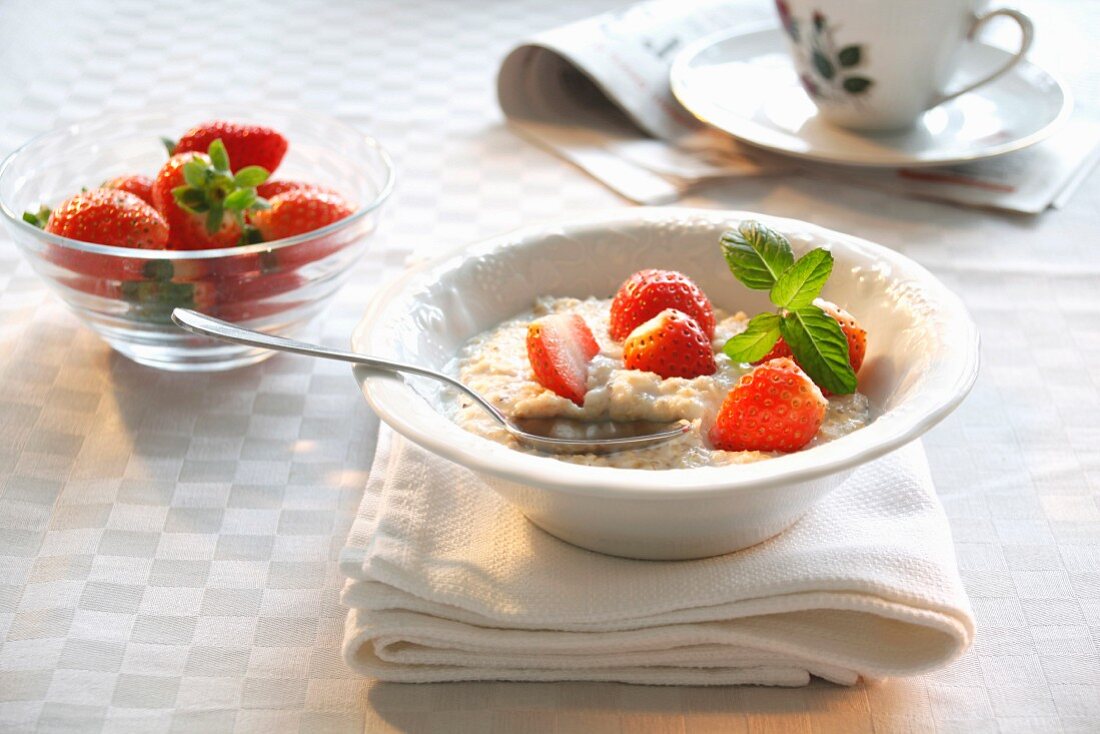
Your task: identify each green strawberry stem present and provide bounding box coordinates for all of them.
[170,138,270,241]
[720,220,857,394]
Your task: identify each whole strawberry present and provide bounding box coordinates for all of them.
[102,174,155,206]
[609,269,715,341]
[622,308,716,379]
[250,188,354,241]
[44,189,168,249]
[756,299,867,374]
[256,180,341,200]
[526,313,600,406]
[709,358,827,453]
[172,120,288,174]
[152,139,270,250]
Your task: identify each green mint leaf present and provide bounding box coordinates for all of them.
[182,160,207,188]
[208,139,230,171]
[722,313,782,363]
[779,306,857,394]
[251,196,271,211]
[719,220,795,291]
[223,189,256,212]
[770,248,833,309]
[204,205,224,235]
[161,136,177,156]
[233,166,269,188]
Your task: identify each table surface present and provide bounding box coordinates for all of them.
[1,0,1098,732]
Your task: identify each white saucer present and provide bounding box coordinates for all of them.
[670,26,1072,168]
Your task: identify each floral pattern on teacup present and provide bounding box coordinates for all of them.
[775,2,874,103]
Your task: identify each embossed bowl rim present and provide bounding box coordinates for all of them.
[353,208,980,499]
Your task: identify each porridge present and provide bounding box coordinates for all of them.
[447,296,871,470]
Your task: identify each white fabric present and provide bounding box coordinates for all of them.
[339,429,975,686]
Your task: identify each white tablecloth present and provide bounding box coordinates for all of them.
[0,0,1097,732]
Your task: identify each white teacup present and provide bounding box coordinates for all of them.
[774,0,1034,131]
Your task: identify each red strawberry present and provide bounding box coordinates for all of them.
[609,269,715,341]
[756,299,867,375]
[250,188,355,241]
[45,189,168,249]
[102,174,155,206]
[526,313,600,406]
[622,308,716,379]
[256,180,340,200]
[173,120,288,173]
[152,153,240,249]
[709,358,827,453]
[152,139,269,250]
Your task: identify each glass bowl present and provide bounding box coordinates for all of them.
[0,107,394,371]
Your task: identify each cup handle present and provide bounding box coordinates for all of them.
[935,8,1034,106]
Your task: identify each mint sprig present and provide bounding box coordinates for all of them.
[720,220,857,394]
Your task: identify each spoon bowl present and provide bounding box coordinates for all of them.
[170,308,688,455]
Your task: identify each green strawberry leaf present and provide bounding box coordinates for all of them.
[252,196,271,211]
[208,139,230,171]
[182,159,207,189]
[843,77,873,94]
[719,220,795,291]
[233,166,269,188]
[223,189,256,212]
[779,306,857,394]
[838,45,861,67]
[161,137,177,156]
[722,313,782,363]
[142,259,174,281]
[172,185,207,213]
[22,205,51,229]
[770,248,833,309]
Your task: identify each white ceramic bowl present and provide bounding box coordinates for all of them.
[352,209,979,559]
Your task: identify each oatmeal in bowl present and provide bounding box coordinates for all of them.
[449,222,873,470]
[352,209,979,559]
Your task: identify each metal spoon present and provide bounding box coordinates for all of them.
[171,309,689,454]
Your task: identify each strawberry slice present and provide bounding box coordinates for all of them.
[526,313,600,406]
[709,358,827,453]
[609,269,715,341]
[623,308,716,379]
[756,298,867,381]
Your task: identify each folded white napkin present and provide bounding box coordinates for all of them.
[340,429,974,686]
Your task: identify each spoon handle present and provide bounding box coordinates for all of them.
[170,309,508,427]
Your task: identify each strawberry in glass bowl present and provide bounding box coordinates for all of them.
[0,109,393,371]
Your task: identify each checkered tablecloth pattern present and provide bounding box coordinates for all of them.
[1,0,1098,732]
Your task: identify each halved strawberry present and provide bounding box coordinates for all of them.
[756,298,867,375]
[526,313,600,406]
[102,174,155,206]
[609,269,715,341]
[709,358,827,453]
[172,120,288,174]
[623,308,716,379]
[249,188,354,241]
